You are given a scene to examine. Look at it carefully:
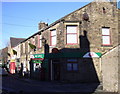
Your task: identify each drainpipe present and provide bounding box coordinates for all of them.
[50,60,52,81]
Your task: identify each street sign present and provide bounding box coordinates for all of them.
[30,54,44,59]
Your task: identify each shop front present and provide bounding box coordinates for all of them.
[10,55,16,74]
[46,51,102,82]
[10,61,16,74]
[30,54,45,80]
[29,52,102,82]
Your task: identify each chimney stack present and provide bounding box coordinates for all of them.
[38,22,48,30]
[110,0,117,7]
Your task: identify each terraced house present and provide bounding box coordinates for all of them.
[8,37,25,74]
[39,1,118,82]
[12,0,119,92]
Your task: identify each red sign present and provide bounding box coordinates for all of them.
[10,62,16,74]
[32,58,44,60]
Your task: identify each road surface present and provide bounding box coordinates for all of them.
[1,74,103,94]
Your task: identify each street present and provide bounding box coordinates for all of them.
[0,74,103,94]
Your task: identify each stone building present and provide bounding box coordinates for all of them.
[0,47,8,66]
[7,37,25,73]
[17,0,119,91]
[8,37,25,63]
[100,5,119,93]
[38,1,118,83]
[19,22,48,78]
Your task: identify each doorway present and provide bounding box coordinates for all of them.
[53,63,60,81]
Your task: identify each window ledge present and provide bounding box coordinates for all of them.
[101,45,113,47]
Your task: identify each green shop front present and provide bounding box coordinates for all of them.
[29,52,102,82]
[46,52,102,82]
[30,54,46,80]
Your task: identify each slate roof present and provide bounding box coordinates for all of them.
[10,37,26,48]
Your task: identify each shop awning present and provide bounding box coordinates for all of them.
[31,52,102,60]
[45,52,102,58]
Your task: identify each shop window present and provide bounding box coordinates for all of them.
[102,28,111,46]
[50,29,57,46]
[66,25,78,45]
[67,59,78,71]
[67,63,78,71]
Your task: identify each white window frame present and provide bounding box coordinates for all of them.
[50,29,57,46]
[66,25,78,45]
[102,28,111,46]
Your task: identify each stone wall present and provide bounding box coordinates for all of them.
[118,9,120,94]
[101,45,119,92]
[118,45,120,93]
[60,58,100,82]
[63,2,118,53]
[40,1,119,83]
[41,2,118,54]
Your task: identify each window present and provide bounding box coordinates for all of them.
[67,63,78,71]
[50,29,56,46]
[67,59,78,71]
[38,35,42,48]
[32,38,35,45]
[66,25,78,44]
[102,28,111,45]
[28,41,30,52]
[23,43,25,53]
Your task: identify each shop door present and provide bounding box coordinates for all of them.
[53,63,60,81]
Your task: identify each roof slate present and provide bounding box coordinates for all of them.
[10,37,26,47]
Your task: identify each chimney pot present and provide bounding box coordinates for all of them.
[38,22,48,30]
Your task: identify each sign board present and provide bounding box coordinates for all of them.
[30,55,34,58]
[30,54,44,59]
[83,52,101,58]
[32,60,42,63]
[10,59,15,62]
[10,62,16,74]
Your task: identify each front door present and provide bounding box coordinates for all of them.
[53,63,60,81]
